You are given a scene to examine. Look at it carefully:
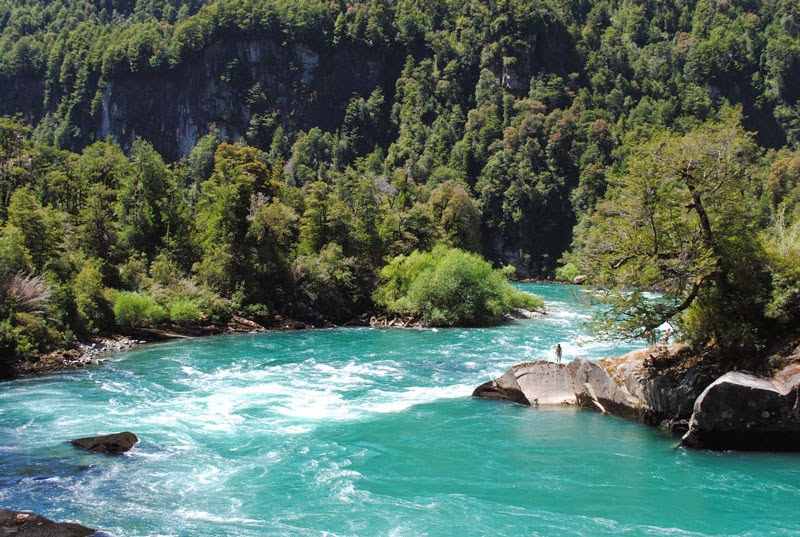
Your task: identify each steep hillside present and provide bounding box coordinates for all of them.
[0,0,799,369]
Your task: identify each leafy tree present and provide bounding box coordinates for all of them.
[428,180,481,252]
[6,187,62,271]
[0,116,29,216]
[73,257,112,332]
[293,242,361,322]
[116,138,169,257]
[571,111,768,350]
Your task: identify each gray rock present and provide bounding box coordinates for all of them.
[515,361,576,405]
[70,432,138,454]
[0,510,95,537]
[475,347,800,451]
[473,368,529,405]
[681,366,800,451]
[642,367,713,427]
[473,359,638,416]
[473,348,711,426]
[572,275,588,284]
[569,358,643,420]
[473,361,577,406]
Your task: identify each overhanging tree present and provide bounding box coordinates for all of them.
[571,110,770,349]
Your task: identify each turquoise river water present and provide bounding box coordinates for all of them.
[1,284,799,536]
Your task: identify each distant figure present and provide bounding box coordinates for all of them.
[663,328,670,345]
[556,344,562,364]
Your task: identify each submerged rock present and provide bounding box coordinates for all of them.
[680,365,800,451]
[70,432,138,454]
[0,510,95,536]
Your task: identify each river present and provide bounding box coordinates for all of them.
[1,284,798,536]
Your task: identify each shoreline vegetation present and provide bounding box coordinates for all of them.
[5,260,544,378]
[6,296,545,380]
[3,0,800,531]
[0,0,798,446]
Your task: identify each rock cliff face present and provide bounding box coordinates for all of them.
[98,39,401,160]
[0,77,45,121]
[474,346,800,451]
[0,38,402,161]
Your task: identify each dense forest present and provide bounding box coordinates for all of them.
[0,0,798,370]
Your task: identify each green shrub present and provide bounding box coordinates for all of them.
[12,312,63,357]
[555,262,581,282]
[374,246,544,326]
[167,298,203,326]
[74,259,112,332]
[0,313,64,366]
[114,291,166,329]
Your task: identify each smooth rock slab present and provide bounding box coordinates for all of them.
[515,361,577,405]
[473,361,576,405]
[70,431,138,454]
[0,510,95,537]
[473,356,670,423]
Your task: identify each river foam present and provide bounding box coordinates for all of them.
[2,284,798,536]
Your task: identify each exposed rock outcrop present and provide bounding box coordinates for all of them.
[474,361,574,405]
[571,358,644,420]
[473,357,643,417]
[70,432,139,454]
[475,346,800,451]
[680,364,800,451]
[0,510,95,537]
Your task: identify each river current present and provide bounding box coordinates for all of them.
[1,284,798,536]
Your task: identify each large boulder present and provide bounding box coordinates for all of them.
[0,510,95,536]
[472,358,642,419]
[472,348,711,426]
[514,361,576,405]
[681,364,800,451]
[473,361,575,406]
[473,367,529,405]
[70,432,138,454]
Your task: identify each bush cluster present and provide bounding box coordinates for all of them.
[374,246,543,326]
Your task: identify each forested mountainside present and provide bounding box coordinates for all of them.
[2,0,800,265]
[0,0,799,370]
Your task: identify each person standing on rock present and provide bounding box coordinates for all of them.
[556,343,562,364]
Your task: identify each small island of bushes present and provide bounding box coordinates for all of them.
[374,246,543,326]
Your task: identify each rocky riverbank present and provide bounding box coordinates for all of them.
[474,343,800,451]
[11,335,145,377]
[5,315,281,379]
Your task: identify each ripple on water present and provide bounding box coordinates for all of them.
[1,284,798,537]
